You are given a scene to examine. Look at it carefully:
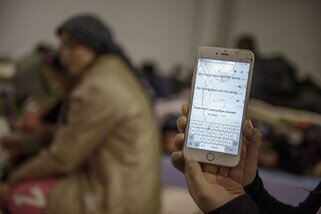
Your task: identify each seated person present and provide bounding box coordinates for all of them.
[0,54,70,180]
[171,104,321,213]
[0,14,161,214]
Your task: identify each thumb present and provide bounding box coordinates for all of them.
[185,158,209,196]
[244,119,261,161]
[185,159,218,213]
[246,129,261,162]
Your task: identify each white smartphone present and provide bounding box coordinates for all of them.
[183,47,254,167]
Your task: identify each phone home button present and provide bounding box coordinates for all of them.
[206,153,215,161]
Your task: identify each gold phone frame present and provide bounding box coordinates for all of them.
[183,47,255,167]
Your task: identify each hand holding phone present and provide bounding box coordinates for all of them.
[183,47,255,167]
[172,105,262,213]
[172,104,261,186]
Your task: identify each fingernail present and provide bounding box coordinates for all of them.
[176,151,183,159]
[248,119,253,129]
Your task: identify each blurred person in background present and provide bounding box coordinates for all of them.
[237,35,321,175]
[0,57,16,183]
[0,14,160,214]
[0,58,16,119]
[13,43,54,106]
[0,53,71,181]
[161,116,178,153]
[141,61,173,98]
[169,64,192,94]
[237,35,321,114]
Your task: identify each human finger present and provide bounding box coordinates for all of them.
[171,151,185,173]
[181,104,189,116]
[218,166,231,177]
[202,164,219,175]
[177,116,187,133]
[243,120,261,163]
[185,158,210,196]
[229,143,247,184]
[173,133,185,151]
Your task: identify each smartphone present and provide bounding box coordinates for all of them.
[183,47,254,167]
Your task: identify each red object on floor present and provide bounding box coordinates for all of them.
[8,177,57,214]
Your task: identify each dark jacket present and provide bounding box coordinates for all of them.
[209,173,321,214]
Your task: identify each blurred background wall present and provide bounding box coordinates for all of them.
[0,0,320,82]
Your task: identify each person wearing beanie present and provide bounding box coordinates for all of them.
[1,14,161,214]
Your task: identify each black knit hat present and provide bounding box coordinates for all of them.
[56,14,118,55]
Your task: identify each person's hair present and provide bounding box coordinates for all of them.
[44,53,67,75]
[141,61,157,75]
[236,35,257,54]
[34,42,53,55]
[56,14,154,97]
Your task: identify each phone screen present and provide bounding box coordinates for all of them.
[186,58,251,155]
